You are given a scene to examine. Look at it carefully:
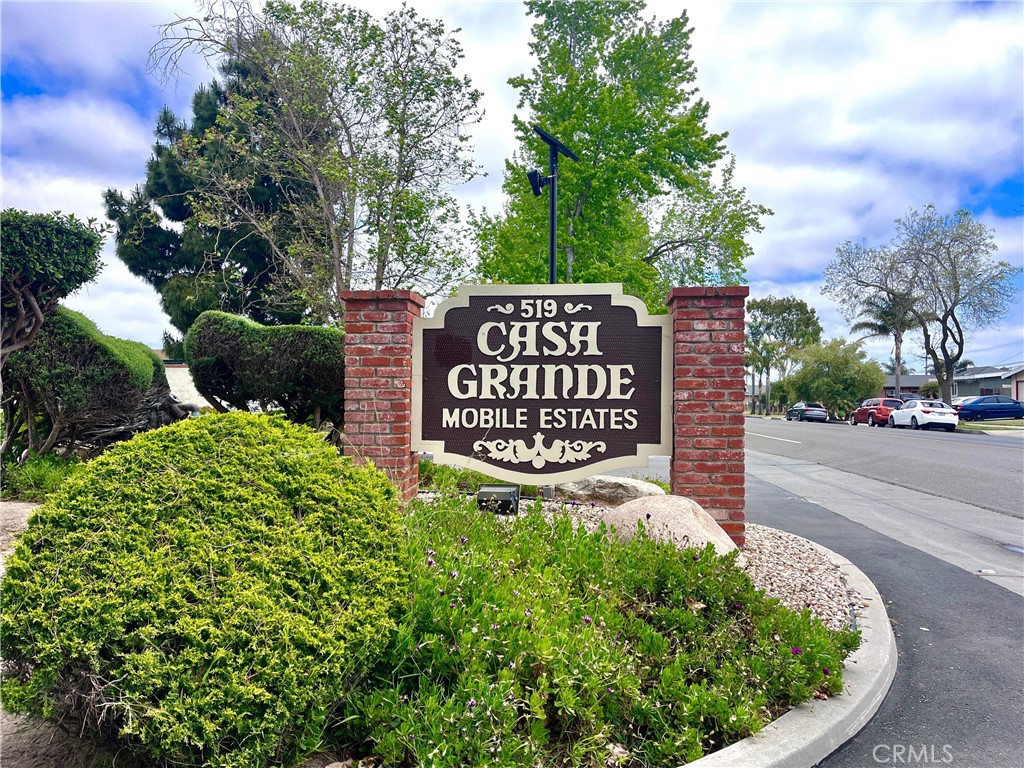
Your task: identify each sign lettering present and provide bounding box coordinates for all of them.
[412,284,671,484]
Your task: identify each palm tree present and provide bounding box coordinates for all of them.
[851,291,916,396]
[883,357,914,375]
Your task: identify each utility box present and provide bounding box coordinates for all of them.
[477,484,520,515]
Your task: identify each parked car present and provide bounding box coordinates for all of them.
[786,402,829,422]
[888,399,959,432]
[849,397,905,427]
[898,392,923,402]
[954,395,1024,421]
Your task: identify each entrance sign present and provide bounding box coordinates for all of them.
[412,284,671,484]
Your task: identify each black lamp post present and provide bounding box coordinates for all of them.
[526,125,579,284]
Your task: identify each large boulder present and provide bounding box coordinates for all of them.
[556,474,666,506]
[603,495,743,563]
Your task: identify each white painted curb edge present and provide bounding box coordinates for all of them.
[687,538,898,768]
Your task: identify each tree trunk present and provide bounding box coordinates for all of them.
[893,333,903,396]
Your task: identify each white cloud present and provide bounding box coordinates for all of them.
[2,94,154,179]
[2,0,1020,367]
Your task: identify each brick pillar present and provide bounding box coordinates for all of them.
[340,289,425,503]
[666,287,750,547]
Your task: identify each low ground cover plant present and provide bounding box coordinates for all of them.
[0,451,81,501]
[333,481,860,766]
[1,412,405,768]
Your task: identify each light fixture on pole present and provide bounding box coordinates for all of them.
[526,125,579,284]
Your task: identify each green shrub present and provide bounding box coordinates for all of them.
[1,208,104,367]
[1,412,405,768]
[184,311,345,429]
[332,496,860,766]
[3,307,170,456]
[0,452,80,501]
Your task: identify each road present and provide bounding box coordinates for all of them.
[746,476,1024,768]
[744,417,1024,518]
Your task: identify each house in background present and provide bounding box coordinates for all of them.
[954,365,1024,400]
[879,374,931,398]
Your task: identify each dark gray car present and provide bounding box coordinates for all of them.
[785,402,828,422]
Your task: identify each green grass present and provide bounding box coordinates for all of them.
[0,453,81,501]
[955,418,1024,431]
[329,492,860,767]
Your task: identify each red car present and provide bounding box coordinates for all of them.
[849,397,905,428]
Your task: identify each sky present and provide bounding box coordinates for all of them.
[3,0,1023,371]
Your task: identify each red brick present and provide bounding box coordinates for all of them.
[378,322,413,334]
[675,331,711,343]
[694,438,728,449]
[711,307,745,319]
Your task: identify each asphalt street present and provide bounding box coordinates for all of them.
[746,474,1024,768]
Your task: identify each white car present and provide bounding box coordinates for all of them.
[888,399,959,432]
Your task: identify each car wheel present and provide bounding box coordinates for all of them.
[798,413,804,421]
[888,416,895,428]
[868,414,876,427]
[786,414,792,421]
[849,413,857,426]
[911,416,919,430]
[974,412,985,422]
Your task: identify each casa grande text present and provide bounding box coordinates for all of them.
[441,316,640,431]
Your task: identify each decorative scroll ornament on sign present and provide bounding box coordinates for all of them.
[473,432,606,468]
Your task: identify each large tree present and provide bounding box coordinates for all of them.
[783,339,886,419]
[824,205,1020,404]
[746,296,822,413]
[152,0,482,325]
[474,0,769,309]
[1,209,105,370]
[104,87,298,353]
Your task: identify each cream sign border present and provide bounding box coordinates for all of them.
[411,283,673,484]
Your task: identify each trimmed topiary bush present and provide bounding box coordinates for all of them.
[184,311,346,430]
[3,307,171,457]
[1,412,405,768]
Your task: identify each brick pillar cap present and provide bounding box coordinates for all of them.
[666,286,750,304]
[341,289,426,308]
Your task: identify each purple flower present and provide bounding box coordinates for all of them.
[468,698,477,709]
[734,603,743,611]
[449,602,456,609]
[450,642,459,651]
[791,647,803,655]
[606,687,614,693]
[450,570,459,579]
[582,616,593,625]
[513,590,520,597]
[427,557,436,566]
[524,608,532,617]
[427,549,435,556]
[459,536,469,543]
[645,512,651,521]
[823,668,831,676]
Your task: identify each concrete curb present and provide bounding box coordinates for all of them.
[688,537,897,768]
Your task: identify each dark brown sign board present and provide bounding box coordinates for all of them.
[412,284,671,484]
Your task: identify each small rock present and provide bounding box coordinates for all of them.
[556,475,666,506]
